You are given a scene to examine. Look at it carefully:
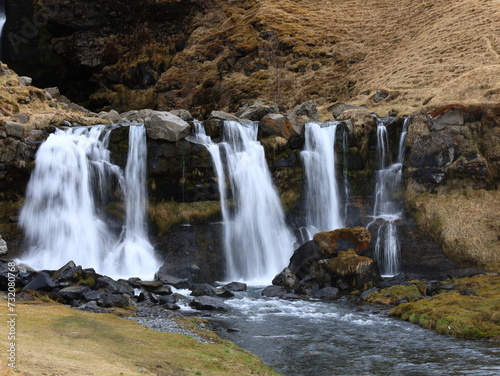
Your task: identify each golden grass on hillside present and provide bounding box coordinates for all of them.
[0,300,280,376]
[407,189,500,271]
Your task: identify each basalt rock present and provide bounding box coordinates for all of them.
[313,227,371,256]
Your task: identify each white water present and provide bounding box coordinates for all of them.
[19,124,159,279]
[368,118,410,277]
[0,4,5,60]
[104,125,160,279]
[188,121,295,284]
[301,121,343,237]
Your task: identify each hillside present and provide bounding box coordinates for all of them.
[5,0,500,116]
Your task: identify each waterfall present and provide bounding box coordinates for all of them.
[301,121,344,237]
[0,1,5,60]
[104,125,160,279]
[188,121,295,284]
[19,124,159,279]
[369,117,410,277]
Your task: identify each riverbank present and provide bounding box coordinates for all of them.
[0,296,281,376]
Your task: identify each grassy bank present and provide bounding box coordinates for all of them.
[0,299,280,376]
[366,274,500,340]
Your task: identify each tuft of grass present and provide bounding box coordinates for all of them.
[148,201,221,236]
[390,275,500,340]
[365,281,425,305]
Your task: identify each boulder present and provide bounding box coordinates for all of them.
[330,103,366,119]
[222,281,247,292]
[261,285,287,298]
[313,227,371,256]
[290,100,320,122]
[190,296,229,311]
[372,90,389,103]
[272,267,299,289]
[99,293,133,308]
[236,100,280,121]
[96,275,134,295]
[98,110,124,124]
[22,272,55,292]
[58,285,91,301]
[170,109,194,122]
[259,113,294,139]
[145,111,191,141]
[323,250,381,288]
[314,286,339,300]
[288,240,322,278]
[0,236,7,255]
[429,106,465,130]
[207,110,240,123]
[4,121,25,139]
[51,261,77,281]
[190,283,216,296]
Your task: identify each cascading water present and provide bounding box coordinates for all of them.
[19,124,159,279]
[0,1,5,60]
[368,117,410,277]
[104,125,160,279]
[300,121,344,239]
[188,121,295,284]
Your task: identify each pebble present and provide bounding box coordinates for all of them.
[127,306,213,344]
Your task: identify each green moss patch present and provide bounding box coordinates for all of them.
[389,275,500,340]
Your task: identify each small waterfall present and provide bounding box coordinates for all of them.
[19,124,159,279]
[105,125,160,279]
[0,1,5,60]
[188,121,295,284]
[301,121,344,237]
[369,117,410,277]
[341,126,351,225]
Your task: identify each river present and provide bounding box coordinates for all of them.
[203,287,499,376]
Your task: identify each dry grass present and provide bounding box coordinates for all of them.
[152,0,500,116]
[407,189,500,271]
[148,201,221,236]
[0,300,280,376]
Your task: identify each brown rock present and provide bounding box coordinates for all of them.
[313,227,371,256]
[259,113,294,139]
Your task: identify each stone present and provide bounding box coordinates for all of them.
[57,265,83,284]
[236,100,280,121]
[154,268,190,289]
[145,111,191,141]
[96,275,134,295]
[170,109,194,122]
[222,281,247,292]
[313,227,371,256]
[360,287,380,301]
[84,290,105,301]
[4,121,25,138]
[372,90,389,103]
[44,87,60,98]
[158,294,176,305]
[429,107,464,130]
[22,272,56,292]
[290,100,320,122]
[18,76,32,86]
[0,236,7,255]
[190,296,229,312]
[288,240,322,278]
[58,285,91,301]
[11,113,29,124]
[99,293,133,308]
[207,110,240,123]
[272,267,299,290]
[190,283,216,296]
[0,139,19,162]
[51,261,77,281]
[261,285,287,298]
[98,110,124,124]
[314,286,339,300]
[329,103,366,119]
[259,113,294,139]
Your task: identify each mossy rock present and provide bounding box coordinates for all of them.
[324,250,374,276]
[313,227,371,256]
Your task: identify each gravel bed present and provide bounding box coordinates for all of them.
[127,306,213,344]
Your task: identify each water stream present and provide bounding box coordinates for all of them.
[207,289,500,376]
